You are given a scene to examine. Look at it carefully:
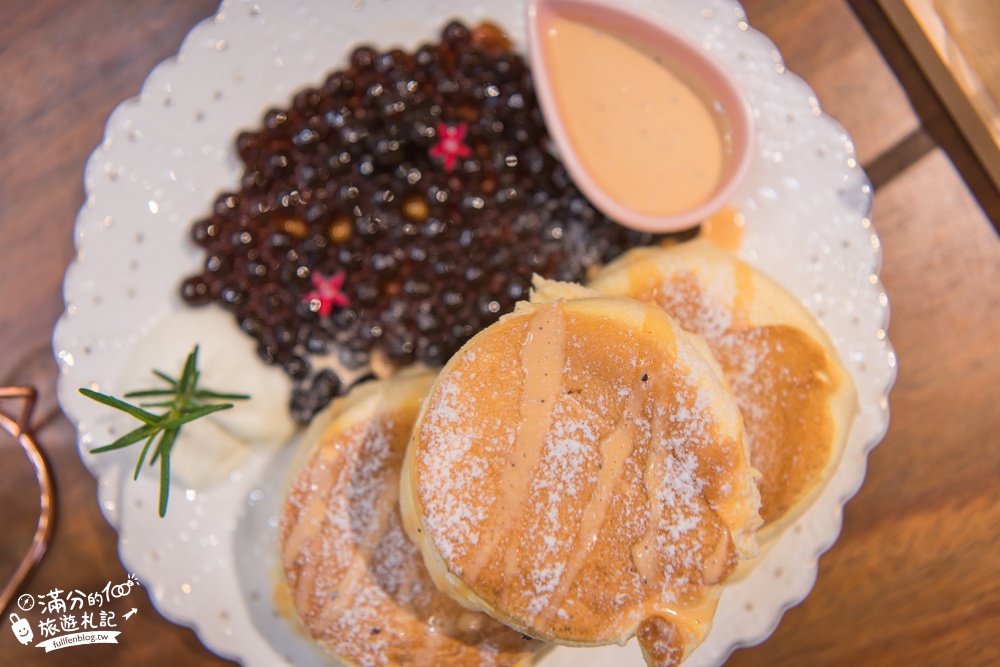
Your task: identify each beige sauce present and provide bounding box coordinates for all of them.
[636,594,722,667]
[464,305,567,583]
[631,398,666,586]
[544,16,728,216]
[536,384,641,628]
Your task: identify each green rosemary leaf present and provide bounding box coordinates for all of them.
[152,370,177,386]
[158,403,233,429]
[157,429,178,518]
[178,346,199,395]
[133,432,157,481]
[124,389,178,398]
[90,423,160,453]
[193,389,251,401]
[78,388,160,424]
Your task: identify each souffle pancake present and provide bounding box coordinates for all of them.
[280,368,546,667]
[400,292,761,667]
[589,239,857,540]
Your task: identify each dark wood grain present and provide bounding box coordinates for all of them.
[1,1,998,666]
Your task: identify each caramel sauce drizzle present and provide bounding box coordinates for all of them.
[631,399,667,587]
[536,383,645,628]
[282,421,400,621]
[464,305,567,584]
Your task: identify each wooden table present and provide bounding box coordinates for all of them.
[2,1,998,665]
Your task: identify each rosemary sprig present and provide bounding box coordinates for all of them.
[80,345,249,517]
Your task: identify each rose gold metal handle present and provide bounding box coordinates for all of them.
[0,387,56,614]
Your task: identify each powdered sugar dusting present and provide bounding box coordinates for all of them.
[417,368,495,565]
[717,327,773,434]
[652,270,737,342]
[415,324,529,569]
[521,396,602,617]
[280,380,541,667]
[639,259,838,524]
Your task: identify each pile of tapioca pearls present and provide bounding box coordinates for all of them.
[180,20,666,423]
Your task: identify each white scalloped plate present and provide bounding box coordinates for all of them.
[53,0,896,665]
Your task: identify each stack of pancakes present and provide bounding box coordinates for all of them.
[278,240,856,667]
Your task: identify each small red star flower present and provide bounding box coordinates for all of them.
[303,271,350,317]
[428,122,472,171]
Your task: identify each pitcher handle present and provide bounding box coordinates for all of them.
[0,387,56,613]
